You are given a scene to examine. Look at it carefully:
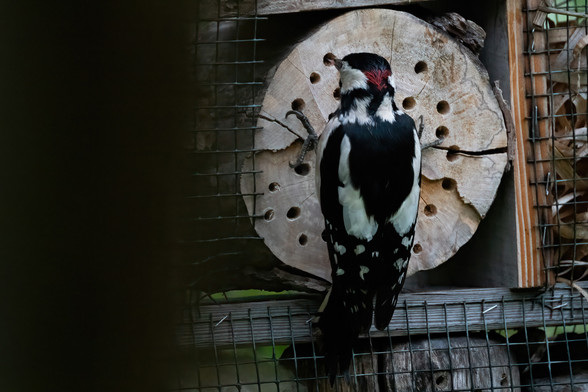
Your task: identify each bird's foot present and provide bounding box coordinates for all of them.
[286,110,318,169]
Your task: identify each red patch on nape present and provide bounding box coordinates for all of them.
[364,69,392,91]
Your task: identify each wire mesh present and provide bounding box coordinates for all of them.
[524,1,588,285]
[174,284,588,391]
[184,0,268,288]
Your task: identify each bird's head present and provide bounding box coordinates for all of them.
[324,52,395,96]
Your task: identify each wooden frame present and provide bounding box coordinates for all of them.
[508,0,551,287]
[254,0,552,288]
[249,0,554,288]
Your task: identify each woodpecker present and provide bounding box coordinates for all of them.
[314,52,421,383]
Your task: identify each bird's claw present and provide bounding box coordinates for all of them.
[417,114,425,139]
[421,138,444,151]
[286,110,318,169]
[416,115,444,150]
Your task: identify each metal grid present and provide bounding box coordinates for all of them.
[524,1,588,285]
[185,0,266,287]
[174,284,588,391]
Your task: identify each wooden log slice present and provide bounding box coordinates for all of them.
[382,336,521,391]
[280,335,520,391]
[241,9,507,282]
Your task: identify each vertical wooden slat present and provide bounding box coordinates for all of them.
[508,0,533,287]
[508,0,552,287]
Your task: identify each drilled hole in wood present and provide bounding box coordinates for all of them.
[268,182,280,192]
[414,61,428,74]
[310,72,321,84]
[500,374,508,386]
[294,163,311,176]
[413,243,422,254]
[446,145,460,162]
[437,100,450,114]
[333,87,341,100]
[424,204,437,217]
[435,375,445,386]
[291,98,305,111]
[323,52,336,65]
[436,126,449,139]
[298,233,308,246]
[442,178,456,191]
[287,206,301,220]
[264,209,274,221]
[402,96,416,110]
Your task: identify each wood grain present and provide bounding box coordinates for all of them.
[178,283,588,349]
[256,0,434,15]
[507,0,551,287]
[284,335,520,390]
[381,336,520,391]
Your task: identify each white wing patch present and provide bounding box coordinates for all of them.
[334,243,347,255]
[359,265,370,280]
[315,116,341,202]
[338,135,378,241]
[354,244,365,255]
[401,235,412,249]
[388,128,421,235]
[338,135,352,181]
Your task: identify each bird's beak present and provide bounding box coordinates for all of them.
[323,53,342,70]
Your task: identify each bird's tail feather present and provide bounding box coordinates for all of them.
[318,286,373,385]
[374,285,400,330]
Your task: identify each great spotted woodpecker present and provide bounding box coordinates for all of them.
[314,52,421,383]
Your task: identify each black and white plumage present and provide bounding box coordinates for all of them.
[315,52,421,383]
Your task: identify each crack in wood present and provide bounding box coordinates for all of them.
[258,113,304,139]
[492,80,516,170]
[433,145,508,156]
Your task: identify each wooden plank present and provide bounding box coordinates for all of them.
[532,0,553,27]
[508,0,549,287]
[256,0,435,15]
[546,27,573,46]
[508,0,534,287]
[178,283,588,349]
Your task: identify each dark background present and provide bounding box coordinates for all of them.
[0,1,190,391]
